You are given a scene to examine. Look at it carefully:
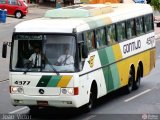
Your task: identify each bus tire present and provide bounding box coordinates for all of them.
[85,82,97,112]
[86,92,94,112]
[133,66,141,90]
[125,68,134,94]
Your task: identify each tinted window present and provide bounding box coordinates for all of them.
[106,24,116,45]
[144,14,154,32]
[85,31,96,51]
[8,0,17,5]
[0,0,6,4]
[117,22,126,42]
[95,28,106,48]
[126,19,136,39]
[136,17,144,35]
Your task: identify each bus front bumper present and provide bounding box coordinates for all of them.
[10,94,80,108]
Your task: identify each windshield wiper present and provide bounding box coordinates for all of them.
[24,61,34,74]
[43,54,60,75]
[23,55,60,75]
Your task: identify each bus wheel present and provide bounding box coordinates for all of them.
[126,69,134,94]
[86,92,94,112]
[85,85,97,112]
[133,66,141,90]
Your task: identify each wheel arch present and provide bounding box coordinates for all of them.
[130,64,135,81]
[90,80,98,100]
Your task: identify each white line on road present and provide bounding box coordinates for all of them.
[124,89,152,102]
[9,106,28,114]
[82,115,97,120]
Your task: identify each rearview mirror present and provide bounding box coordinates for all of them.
[82,44,88,58]
[2,42,7,58]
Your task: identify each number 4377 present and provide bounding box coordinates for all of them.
[14,81,30,85]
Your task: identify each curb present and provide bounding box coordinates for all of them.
[28,4,39,8]
[0,79,9,83]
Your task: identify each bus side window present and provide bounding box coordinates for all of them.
[126,19,136,39]
[95,28,106,48]
[136,17,144,35]
[117,22,126,42]
[78,43,85,71]
[106,24,116,45]
[84,31,96,51]
[77,34,85,71]
[144,14,154,32]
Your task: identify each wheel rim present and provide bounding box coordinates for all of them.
[16,12,22,18]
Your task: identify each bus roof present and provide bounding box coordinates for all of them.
[14,3,153,33]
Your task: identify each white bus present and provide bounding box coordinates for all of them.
[2,3,155,112]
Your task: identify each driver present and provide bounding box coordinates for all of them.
[55,47,74,66]
[29,46,41,67]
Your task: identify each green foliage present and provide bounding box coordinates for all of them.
[150,0,160,11]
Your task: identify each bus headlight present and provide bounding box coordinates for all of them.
[68,88,74,95]
[10,86,24,94]
[61,87,78,95]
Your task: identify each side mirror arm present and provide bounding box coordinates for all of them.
[2,42,11,58]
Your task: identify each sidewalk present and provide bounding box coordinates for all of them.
[154,10,160,39]
[155,25,160,39]
[28,3,54,9]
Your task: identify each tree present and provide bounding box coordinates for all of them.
[150,0,160,12]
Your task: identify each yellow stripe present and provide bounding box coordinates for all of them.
[57,76,72,87]
[112,44,124,87]
[112,44,122,60]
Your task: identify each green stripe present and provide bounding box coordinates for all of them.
[103,67,114,92]
[110,64,120,90]
[98,48,109,65]
[47,76,62,87]
[98,46,120,92]
[36,76,52,87]
[105,47,115,64]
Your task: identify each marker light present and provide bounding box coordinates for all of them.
[61,88,67,94]
[61,87,79,95]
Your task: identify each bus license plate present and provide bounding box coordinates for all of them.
[37,101,48,106]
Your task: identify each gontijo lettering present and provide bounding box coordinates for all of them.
[123,40,141,54]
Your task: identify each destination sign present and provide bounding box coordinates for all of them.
[15,35,43,40]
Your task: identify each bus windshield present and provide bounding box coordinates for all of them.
[11,34,76,72]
